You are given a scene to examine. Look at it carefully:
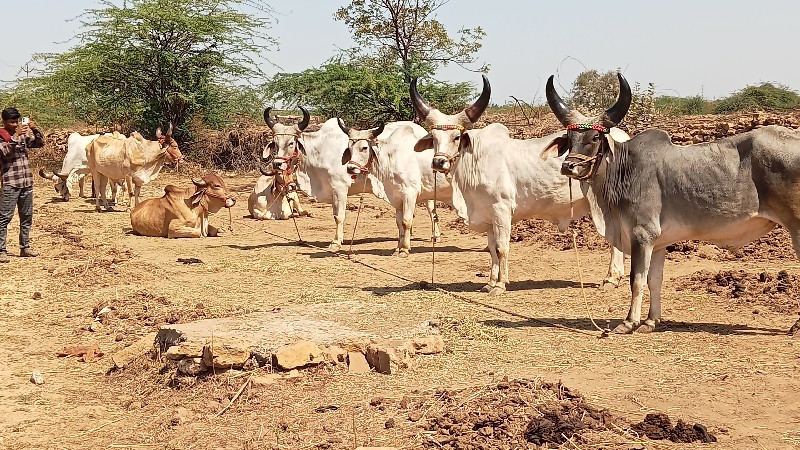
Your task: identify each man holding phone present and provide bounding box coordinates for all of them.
[0,107,45,263]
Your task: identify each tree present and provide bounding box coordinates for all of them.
[266,0,486,124]
[35,0,275,135]
[334,0,487,83]
[714,83,800,114]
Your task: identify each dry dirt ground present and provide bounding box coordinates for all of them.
[2,171,800,449]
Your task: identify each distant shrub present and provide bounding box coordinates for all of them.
[656,95,711,116]
[714,83,800,114]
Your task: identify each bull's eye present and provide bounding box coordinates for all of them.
[454,135,460,142]
[591,135,600,142]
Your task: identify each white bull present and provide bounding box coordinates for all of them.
[38,132,127,202]
[410,75,626,295]
[337,119,460,256]
[263,108,386,250]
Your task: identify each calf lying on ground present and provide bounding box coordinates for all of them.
[130,173,236,238]
[248,165,310,220]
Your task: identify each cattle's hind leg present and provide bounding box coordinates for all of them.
[786,226,800,334]
[481,231,500,293]
[167,220,202,238]
[636,248,665,333]
[425,200,442,243]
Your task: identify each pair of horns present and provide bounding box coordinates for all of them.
[155,123,174,140]
[546,72,632,127]
[264,106,310,131]
[337,117,385,139]
[39,168,68,180]
[410,74,491,123]
[192,178,207,188]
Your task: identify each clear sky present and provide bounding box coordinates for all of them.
[3,0,799,106]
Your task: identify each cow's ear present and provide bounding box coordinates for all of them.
[341,148,352,166]
[296,140,306,155]
[540,135,568,160]
[458,132,471,153]
[414,133,434,152]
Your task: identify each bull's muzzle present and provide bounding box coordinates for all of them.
[431,156,450,173]
[345,164,361,176]
[272,160,288,171]
[225,197,237,208]
[561,161,580,177]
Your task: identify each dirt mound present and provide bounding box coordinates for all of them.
[510,218,609,251]
[419,379,617,448]
[631,412,716,443]
[674,269,800,314]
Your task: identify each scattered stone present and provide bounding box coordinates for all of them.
[177,257,204,264]
[177,357,208,376]
[370,396,384,406]
[273,340,324,370]
[314,404,339,413]
[170,407,193,427]
[251,373,282,387]
[165,342,205,360]
[322,345,347,364]
[114,334,124,342]
[409,335,445,355]
[32,292,42,300]
[201,337,251,369]
[366,339,414,374]
[347,351,370,374]
[29,371,44,385]
[57,344,104,363]
[127,401,142,411]
[385,417,396,429]
[88,321,102,333]
[111,333,156,369]
[408,411,423,422]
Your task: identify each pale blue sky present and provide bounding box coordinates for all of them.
[3,0,799,105]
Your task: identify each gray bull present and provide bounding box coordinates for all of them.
[546,72,800,335]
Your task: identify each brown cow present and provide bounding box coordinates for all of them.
[130,173,236,238]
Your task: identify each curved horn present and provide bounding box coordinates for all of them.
[464,74,491,123]
[546,75,572,126]
[409,78,433,121]
[263,107,277,129]
[602,72,633,126]
[192,177,208,188]
[38,168,52,179]
[259,166,277,177]
[298,106,310,131]
[370,122,385,139]
[166,122,173,138]
[337,117,350,136]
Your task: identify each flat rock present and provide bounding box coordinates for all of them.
[112,333,157,369]
[347,351,371,374]
[273,340,324,370]
[409,335,445,355]
[30,371,44,385]
[365,339,414,374]
[202,337,251,369]
[322,345,348,364]
[164,341,205,360]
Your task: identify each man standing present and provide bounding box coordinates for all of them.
[0,107,44,263]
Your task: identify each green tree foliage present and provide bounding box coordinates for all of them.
[714,83,800,114]
[266,0,486,124]
[34,0,275,134]
[655,95,710,116]
[266,59,472,125]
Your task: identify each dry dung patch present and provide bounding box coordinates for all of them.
[674,269,800,314]
[631,412,716,443]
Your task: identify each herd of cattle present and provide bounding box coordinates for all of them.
[37,73,800,335]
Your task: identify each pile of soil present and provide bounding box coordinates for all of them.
[725,226,796,261]
[419,379,617,448]
[510,217,609,251]
[631,413,716,443]
[674,269,800,314]
[94,290,209,334]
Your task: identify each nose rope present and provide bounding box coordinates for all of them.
[564,153,601,180]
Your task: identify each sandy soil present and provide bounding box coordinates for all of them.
[1,171,799,449]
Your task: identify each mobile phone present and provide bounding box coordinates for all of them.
[21,117,29,125]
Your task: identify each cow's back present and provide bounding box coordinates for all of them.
[130,187,193,237]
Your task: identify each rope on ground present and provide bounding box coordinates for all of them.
[261,227,603,338]
[569,178,611,338]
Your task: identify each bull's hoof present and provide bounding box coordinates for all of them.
[94,207,102,212]
[487,286,506,297]
[431,235,442,243]
[600,278,621,290]
[329,242,341,252]
[480,284,494,293]
[302,212,314,218]
[613,321,636,334]
[397,250,410,258]
[635,320,657,334]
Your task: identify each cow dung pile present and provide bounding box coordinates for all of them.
[414,379,717,449]
[674,269,800,314]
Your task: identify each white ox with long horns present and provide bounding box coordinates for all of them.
[86,124,183,211]
[410,75,626,295]
[263,107,386,250]
[546,72,800,334]
[38,132,128,202]
[337,119,460,256]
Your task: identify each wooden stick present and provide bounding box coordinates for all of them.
[214,375,252,417]
[69,414,128,437]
